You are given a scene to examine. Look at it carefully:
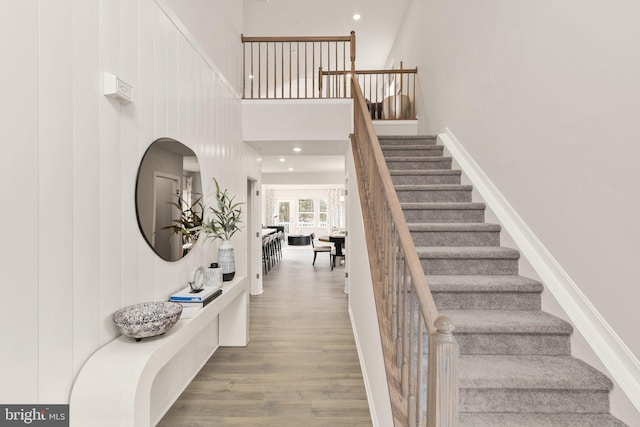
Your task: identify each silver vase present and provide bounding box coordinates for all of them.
[218,240,235,281]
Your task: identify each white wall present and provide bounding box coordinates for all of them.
[262,172,346,186]
[389,0,640,423]
[346,146,394,426]
[0,0,258,404]
[243,99,353,142]
[160,0,243,94]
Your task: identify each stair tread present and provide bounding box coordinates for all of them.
[395,184,473,191]
[389,169,461,175]
[427,275,543,292]
[382,135,620,420]
[381,144,442,149]
[416,246,520,259]
[459,412,626,427]
[459,355,613,390]
[401,202,485,210]
[385,156,450,161]
[378,135,437,140]
[441,309,573,334]
[409,222,500,232]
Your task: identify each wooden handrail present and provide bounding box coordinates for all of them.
[320,68,418,76]
[241,35,352,43]
[350,76,459,426]
[352,78,439,332]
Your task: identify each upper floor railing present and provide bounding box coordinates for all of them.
[241,32,417,120]
[320,63,417,119]
[241,32,355,100]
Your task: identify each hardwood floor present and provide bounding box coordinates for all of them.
[158,244,372,426]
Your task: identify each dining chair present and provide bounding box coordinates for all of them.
[310,232,332,267]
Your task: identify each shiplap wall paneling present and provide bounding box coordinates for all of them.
[0,0,253,406]
[119,0,142,309]
[72,0,102,378]
[99,0,124,345]
[38,0,74,403]
[136,0,158,303]
[1,0,39,404]
[166,17,179,140]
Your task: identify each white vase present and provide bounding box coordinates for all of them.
[218,240,235,281]
[205,263,223,291]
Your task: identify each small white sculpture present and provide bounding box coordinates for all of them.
[188,266,206,292]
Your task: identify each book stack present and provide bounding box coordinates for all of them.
[170,285,223,309]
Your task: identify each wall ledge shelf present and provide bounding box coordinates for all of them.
[70,276,249,427]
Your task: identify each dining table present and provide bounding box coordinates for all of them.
[319,234,346,269]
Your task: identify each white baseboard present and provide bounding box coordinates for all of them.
[349,307,381,427]
[437,127,640,414]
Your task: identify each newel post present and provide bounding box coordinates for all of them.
[427,316,459,427]
[350,30,356,73]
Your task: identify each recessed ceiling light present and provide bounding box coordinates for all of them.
[248,74,254,79]
[353,14,361,21]
[288,167,294,171]
[279,158,286,162]
[293,147,302,152]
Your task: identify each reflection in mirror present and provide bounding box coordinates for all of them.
[135,138,203,261]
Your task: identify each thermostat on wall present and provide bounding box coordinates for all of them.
[103,72,133,105]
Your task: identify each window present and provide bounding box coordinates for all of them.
[319,199,328,227]
[275,201,291,234]
[278,201,290,223]
[297,199,315,227]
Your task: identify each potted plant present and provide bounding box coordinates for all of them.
[194,178,243,281]
[162,194,204,256]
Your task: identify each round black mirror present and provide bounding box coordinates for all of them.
[135,138,203,261]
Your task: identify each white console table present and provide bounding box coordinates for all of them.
[70,276,249,427]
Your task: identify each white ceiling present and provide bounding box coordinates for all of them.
[243,0,411,70]
[261,155,345,174]
[247,139,348,173]
[243,0,411,177]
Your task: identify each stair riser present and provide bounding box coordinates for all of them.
[386,159,452,170]
[455,333,571,356]
[420,258,518,275]
[458,413,627,427]
[411,230,500,246]
[397,189,472,203]
[381,148,444,157]
[433,292,541,310]
[391,174,461,185]
[378,138,436,146]
[460,389,610,414]
[402,208,485,223]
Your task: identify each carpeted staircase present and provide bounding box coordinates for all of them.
[379,135,626,427]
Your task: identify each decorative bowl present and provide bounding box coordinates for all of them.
[112,301,183,341]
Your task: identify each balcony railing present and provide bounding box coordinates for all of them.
[241,32,417,120]
[320,63,417,119]
[351,75,459,426]
[241,33,355,100]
